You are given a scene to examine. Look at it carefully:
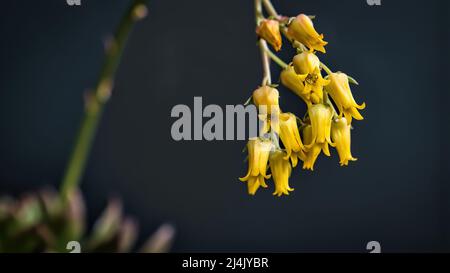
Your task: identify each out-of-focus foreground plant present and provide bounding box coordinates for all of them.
[0,189,174,253]
[0,0,175,252]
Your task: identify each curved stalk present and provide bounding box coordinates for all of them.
[255,0,272,85]
[258,39,272,85]
[263,46,288,69]
[60,0,148,200]
[320,62,333,76]
[262,0,278,18]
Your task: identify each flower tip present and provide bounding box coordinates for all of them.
[339,157,357,166]
[248,186,258,195]
[358,102,366,110]
[317,47,326,53]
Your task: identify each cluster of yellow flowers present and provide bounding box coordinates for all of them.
[240,5,366,197]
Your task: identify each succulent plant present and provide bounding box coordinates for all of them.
[0,188,174,253]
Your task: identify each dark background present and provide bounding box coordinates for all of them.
[1,0,449,252]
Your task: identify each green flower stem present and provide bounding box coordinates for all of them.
[254,0,264,24]
[60,0,148,201]
[262,0,278,19]
[324,91,338,118]
[258,39,272,85]
[263,46,288,69]
[347,75,359,85]
[320,62,333,76]
[320,63,339,118]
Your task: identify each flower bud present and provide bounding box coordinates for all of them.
[324,72,366,124]
[287,14,328,53]
[292,51,320,75]
[310,93,321,104]
[252,86,280,115]
[256,19,282,51]
[331,117,357,166]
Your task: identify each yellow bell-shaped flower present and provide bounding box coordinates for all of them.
[287,14,328,53]
[279,113,305,167]
[324,72,366,124]
[256,19,282,51]
[301,124,322,170]
[307,104,334,150]
[239,138,273,195]
[253,86,280,135]
[280,65,311,105]
[292,52,330,104]
[252,86,280,115]
[269,150,293,197]
[331,117,357,166]
[301,104,335,170]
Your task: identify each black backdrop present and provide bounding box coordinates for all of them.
[1,0,449,252]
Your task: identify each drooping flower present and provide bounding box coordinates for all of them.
[301,104,335,170]
[292,51,320,75]
[292,52,330,104]
[331,117,357,166]
[256,19,282,51]
[280,65,310,104]
[324,72,366,124]
[306,104,334,153]
[278,112,305,167]
[239,138,273,195]
[287,14,328,53]
[253,86,281,135]
[301,124,322,170]
[269,150,293,197]
[252,86,280,115]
